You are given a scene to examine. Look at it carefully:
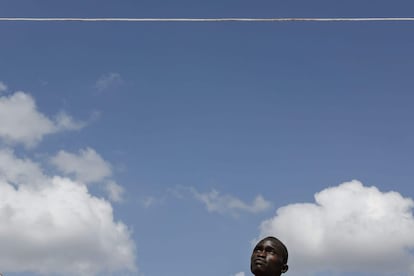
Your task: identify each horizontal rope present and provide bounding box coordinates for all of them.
[1,17,414,22]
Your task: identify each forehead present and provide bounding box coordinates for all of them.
[254,239,287,257]
[255,239,279,249]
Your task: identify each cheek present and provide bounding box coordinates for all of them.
[267,255,281,265]
[250,254,256,262]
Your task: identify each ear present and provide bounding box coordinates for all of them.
[281,264,288,273]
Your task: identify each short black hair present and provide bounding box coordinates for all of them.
[260,236,288,264]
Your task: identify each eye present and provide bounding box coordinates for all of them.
[265,247,277,254]
[253,247,261,252]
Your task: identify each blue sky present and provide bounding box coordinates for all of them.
[1,1,414,276]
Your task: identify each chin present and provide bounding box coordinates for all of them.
[251,267,265,275]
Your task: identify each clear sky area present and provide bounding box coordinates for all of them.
[1,1,414,276]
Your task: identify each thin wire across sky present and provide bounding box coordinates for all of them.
[1,17,414,22]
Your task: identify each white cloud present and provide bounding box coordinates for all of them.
[0,81,7,93]
[0,148,47,187]
[0,91,86,147]
[258,180,414,276]
[0,84,134,275]
[50,148,112,184]
[192,188,271,216]
[95,72,123,91]
[105,180,125,203]
[234,272,245,276]
[0,150,136,275]
[54,111,87,131]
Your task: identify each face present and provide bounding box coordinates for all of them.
[250,239,288,276]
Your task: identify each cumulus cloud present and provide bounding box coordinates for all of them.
[95,72,123,91]
[192,188,271,216]
[258,180,414,276]
[50,148,127,201]
[233,272,245,276]
[0,148,47,187]
[0,91,86,147]
[0,83,134,275]
[105,181,125,203]
[0,81,7,93]
[50,148,112,184]
[54,111,87,131]
[0,150,136,275]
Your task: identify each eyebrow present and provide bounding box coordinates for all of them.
[254,243,278,252]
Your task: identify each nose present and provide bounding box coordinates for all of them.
[255,249,266,257]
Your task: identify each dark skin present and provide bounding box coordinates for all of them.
[250,238,288,276]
